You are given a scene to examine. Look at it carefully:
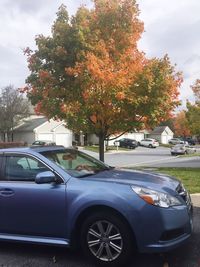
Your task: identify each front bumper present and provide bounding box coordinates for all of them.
[128,192,193,253]
[171,150,185,155]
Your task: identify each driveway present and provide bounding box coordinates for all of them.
[0,195,199,267]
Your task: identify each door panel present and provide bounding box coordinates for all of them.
[0,154,66,238]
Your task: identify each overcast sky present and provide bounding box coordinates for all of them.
[0,0,200,107]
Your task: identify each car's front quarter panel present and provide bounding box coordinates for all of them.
[65,178,143,239]
[65,177,192,253]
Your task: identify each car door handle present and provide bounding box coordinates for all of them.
[0,188,14,196]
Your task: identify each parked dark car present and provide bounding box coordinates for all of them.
[114,138,138,149]
[0,146,193,266]
[181,138,196,146]
[32,140,56,146]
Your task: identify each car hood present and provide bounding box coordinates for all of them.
[86,168,180,193]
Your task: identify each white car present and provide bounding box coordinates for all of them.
[139,138,159,148]
[168,138,184,145]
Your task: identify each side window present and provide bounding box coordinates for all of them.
[0,155,3,179]
[0,155,3,167]
[5,155,49,182]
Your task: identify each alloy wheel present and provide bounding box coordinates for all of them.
[87,220,123,262]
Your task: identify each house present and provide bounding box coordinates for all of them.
[13,115,73,147]
[87,129,150,146]
[149,126,174,144]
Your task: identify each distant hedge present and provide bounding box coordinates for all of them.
[0,142,27,149]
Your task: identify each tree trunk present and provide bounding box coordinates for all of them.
[4,132,8,142]
[99,134,105,162]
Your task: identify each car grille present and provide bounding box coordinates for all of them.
[160,228,185,241]
[176,183,192,210]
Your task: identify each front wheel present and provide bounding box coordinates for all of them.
[80,212,134,266]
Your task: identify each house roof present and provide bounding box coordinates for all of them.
[150,126,173,135]
[14,117,48,132]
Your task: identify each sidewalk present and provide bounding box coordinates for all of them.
[191,194,200,207]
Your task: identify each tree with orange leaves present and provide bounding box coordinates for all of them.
[173,111,190,137]
[25,1,182,161]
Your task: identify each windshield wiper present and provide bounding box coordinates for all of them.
[78,167,112,178]
[78,173,96,178]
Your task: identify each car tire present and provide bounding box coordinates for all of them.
[80,211,134,266]
[148,144,153,148]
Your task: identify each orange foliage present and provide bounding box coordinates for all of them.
[90,114,97,124]
[39,70,50,81]
[173,111,190,137]
[116,92,125,100]
[34,102,43,115]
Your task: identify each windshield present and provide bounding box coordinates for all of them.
[40,149,110,178]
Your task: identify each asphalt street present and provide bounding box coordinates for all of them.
[81,146,200,168]
[0,195,199,267]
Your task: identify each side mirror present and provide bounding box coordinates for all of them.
[35,171,57,184]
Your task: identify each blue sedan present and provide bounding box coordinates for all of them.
[0,146,193,266]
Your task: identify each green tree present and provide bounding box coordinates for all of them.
[0,85,30,141]
[186,79,200,137]
[159,118,175,133]
[24,1,182,161]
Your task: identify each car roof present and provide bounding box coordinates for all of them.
[0,145,66,154]
[33,140,56,143]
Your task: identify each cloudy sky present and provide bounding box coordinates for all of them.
[0,0,200,107]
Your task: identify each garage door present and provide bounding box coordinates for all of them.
[161,135,168,144]
[37,133,53,141]
[55,133,72,147]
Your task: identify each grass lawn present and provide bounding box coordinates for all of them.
[160,144,173,148]
[180,153,200,158]
[84,146,99,152]
[154,168,200,194]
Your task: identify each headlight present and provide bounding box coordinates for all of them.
[131,186,182,208]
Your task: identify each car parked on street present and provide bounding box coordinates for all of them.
[139,138,159,148]
[114,138,138,149]
[168,138,184,145]
[0,146,193,266]
[32,140,56,146]
[171,144,196,155]
[181,138,196,146]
